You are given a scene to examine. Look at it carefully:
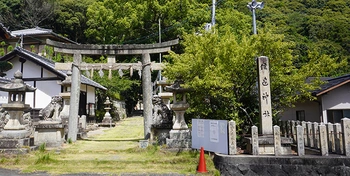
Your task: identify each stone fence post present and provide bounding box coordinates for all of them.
[319,124,328,156]
[327,122,335,153]
[291,120,296,143]
[334,123,343,155]
[252,126,259,155]
[274,125,281,156]
[301,121,307,146]
[341,118,350,156]
[286,120,291,138]
[296,125,305,156]
[307,122,313,148]
[312,122,319,149]
[229,120,237,155]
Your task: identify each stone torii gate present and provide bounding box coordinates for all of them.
[46,39,179,141]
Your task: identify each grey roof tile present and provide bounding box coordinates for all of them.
[312,74,350,96]
[10,27,78,44]
[0,47,107,90]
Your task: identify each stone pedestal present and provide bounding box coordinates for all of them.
[151,124,172,145]
[34,121,64,148]
[245,135,293,155]
[0,71,36,154]
[0,130,34,154]
[166,129,191,148]
[99,97,115,127]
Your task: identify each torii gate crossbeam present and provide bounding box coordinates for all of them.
[46,39,179,141]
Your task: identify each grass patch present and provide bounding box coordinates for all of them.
[0,117,218,175]
[35,153,55,164]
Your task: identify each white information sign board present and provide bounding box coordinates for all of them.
[192,119,228,154]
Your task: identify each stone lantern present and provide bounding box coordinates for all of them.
[165,80,190,130]
[59,71,72,122]
[0,70,36,130]
[165,80,191,149]
[0,70,36,153]
[156,78,173,109]
[101,97,114,127]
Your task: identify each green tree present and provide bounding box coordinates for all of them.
[85,0,211,44]
[163,24,346,133]
[0,0,54,29]
[51,0,95,43]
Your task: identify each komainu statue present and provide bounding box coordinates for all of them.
[152,95,173,127]
[0,107,10,131]
[39,96,63,121]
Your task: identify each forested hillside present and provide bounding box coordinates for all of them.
[0,0,349,127]
[0,0,349,72]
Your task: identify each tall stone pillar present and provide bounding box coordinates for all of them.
[142,53,152,139]
[257,56,272,135]
[68,53,81,142]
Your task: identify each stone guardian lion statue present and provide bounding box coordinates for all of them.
[39,96,63,121]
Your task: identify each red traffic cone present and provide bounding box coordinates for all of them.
[197,147,208,173]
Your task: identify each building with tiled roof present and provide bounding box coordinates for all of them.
[0,24,78,56]
[280,75,350,123]
[0,47,106,117]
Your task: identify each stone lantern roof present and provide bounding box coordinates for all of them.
[164,80,190,93]
[60,70,72,86]
[0,70,36,92]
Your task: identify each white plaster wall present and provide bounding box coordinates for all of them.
[42,68,57,77]
[22,60,42,78]
[80,85,87,92]
[5,58,21,78]
[86,86,95,103]
[24,81,35,107]
[35,81,61,108]
[321,83,350,123]
[279,101,320,122]
[0,89,7,105]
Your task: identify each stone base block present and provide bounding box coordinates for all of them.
[0,146,37,154]
[0,130,31,139]
[166,138,191,148]
[169,129,191,140]
[98,123,115,127]
[244,135,293,155]
[77,131,88,139]
[151,127,171,145]
[166,129,192,149]
[34,125,64,148]
[0,138,31,148]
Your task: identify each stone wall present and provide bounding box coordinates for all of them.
[213,153,350,176]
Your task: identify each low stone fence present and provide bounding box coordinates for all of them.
[213,119,350,175]
[279,118,350,156]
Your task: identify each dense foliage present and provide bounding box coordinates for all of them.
[0,0,349,127]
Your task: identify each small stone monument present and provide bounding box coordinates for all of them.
[150,95,173,145]
[34,95,65,147]
[100,97,115,127]
[0,71,36,153]
[165,80,191,149]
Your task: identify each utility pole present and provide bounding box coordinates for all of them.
[211,0,216,27]
[247,0,264,34]
[158,18,162,93]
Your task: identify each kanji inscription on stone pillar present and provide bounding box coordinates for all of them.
[257,56,273,135]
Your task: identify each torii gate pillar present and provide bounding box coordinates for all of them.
[142,53,152,139]
[48,38,179,142]
[67,53,81,142]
